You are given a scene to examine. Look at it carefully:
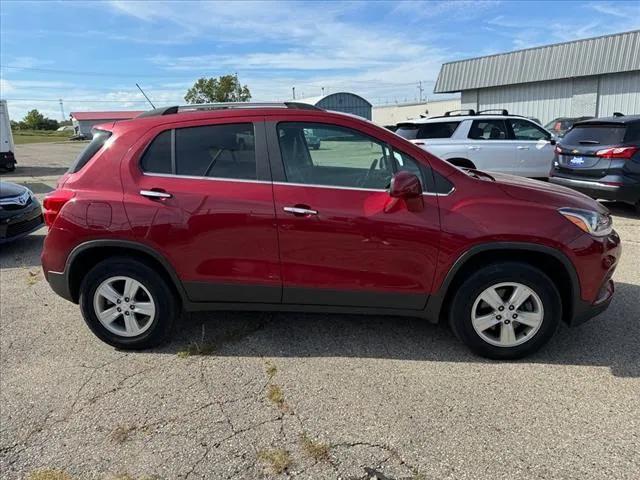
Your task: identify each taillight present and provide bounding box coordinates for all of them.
[595,146,638,159]
[42,190,75,227]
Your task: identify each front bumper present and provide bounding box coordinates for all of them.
[549,175,640,204]
[0,201,44,244]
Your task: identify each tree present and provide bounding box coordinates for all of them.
[23,109,45,129]
[20,109,59,130]
[184,75,251,104]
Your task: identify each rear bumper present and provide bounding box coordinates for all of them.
[44,270,74,302]
[549,175,640,204]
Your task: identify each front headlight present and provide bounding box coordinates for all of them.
[559,208,612,237]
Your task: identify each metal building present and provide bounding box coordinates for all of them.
[434,30,640,125]
[70,111,142,138]
[297,92,372,120]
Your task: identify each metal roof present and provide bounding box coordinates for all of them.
[296,92,372,107]
[71,111,143,121]
[434,30,640,93]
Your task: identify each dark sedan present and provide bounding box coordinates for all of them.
[0,181,44,244]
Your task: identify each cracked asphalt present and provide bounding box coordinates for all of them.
[1,143,639,480]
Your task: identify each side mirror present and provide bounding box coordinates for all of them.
[388,171,424,212]
[390,171,422,198]
[549,138,556,146]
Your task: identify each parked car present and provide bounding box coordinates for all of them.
[544,116,594,138]
[42,102,620,359]
[549,114,640,210]
[0,100,17,172]
[0,181,44,243]
[303,128,321,149]
[395,109,555,178]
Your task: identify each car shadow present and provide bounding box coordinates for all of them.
[153,281,640,378]
[0,231,45,268]
[601,201,638,219]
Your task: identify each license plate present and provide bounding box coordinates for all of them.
[569,156,585,166]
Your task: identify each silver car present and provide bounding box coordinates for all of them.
[395,110,556,178]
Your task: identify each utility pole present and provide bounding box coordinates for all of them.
[417,81,424,103]
[292,87,296,99]
[59,99,65,121]
[321,86,325,96]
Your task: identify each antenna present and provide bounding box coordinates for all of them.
[136,83,156,109]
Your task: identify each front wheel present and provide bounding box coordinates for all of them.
[79,257,177,349]
[449,262,561,359]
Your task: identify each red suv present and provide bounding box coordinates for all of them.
[41,103,621,359]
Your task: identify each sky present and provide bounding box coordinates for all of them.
[1,0,639,121]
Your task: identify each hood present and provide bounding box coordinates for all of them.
[0,181,27,199]
[490,172,608,213]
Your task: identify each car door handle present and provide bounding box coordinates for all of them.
[140,189,172,199]
[283,206,318,216]
[517,146,530,150]
[468,146,481,151]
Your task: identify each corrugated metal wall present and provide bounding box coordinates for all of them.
[476,80,573,124]
[466,71,639,125]
[316,93,372,120]
[597,71,640,117]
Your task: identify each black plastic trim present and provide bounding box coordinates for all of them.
[283,287,427,310]
[424,242,582,323]
[184,281,281,304]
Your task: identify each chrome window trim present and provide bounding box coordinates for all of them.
[141,174,456,196]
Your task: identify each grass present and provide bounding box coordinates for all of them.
[266,384,285,408]
[299,433,330,462]
[12,129,74,145]
[257,448,292,474]
[28,470,74,480]
[176,342,216,358]
[27,270,41,286]
[111,424,136,444]
[265,361,277,378]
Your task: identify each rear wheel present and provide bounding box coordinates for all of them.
[79,257,177,349]
[449,262,561,359]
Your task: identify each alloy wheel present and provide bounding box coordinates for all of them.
[93,276,156,337]
[471,282,544,347]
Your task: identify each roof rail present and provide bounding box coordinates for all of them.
[443,109,476,117]
[136,101,322,118]
[477,109,509,115]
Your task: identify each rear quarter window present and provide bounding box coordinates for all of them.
[562,124,626,145]
[396,121,460,140]
[68,129,112,173]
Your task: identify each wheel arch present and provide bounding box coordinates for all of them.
[426,242,580,325]
[65,240,187,305]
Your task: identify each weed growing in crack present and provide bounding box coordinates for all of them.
[267,384,285,407]
[299,432,330,462]
[27,270,41,286]
[265,360,277,378]
[176,342,216,358]
[28,470,73,480]
[111,424,136,443]
[257,448,292,474]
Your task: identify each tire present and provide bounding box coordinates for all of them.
[79,257,177,349]
[449,261,561,360]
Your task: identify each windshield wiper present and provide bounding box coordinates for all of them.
[578,140,600,144]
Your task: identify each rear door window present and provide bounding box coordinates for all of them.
[68,129,112,173]
[562,124,626,145]
[396,122,460,140]
[175,123,256,179]
[468,120,509,140]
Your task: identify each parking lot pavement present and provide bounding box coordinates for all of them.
[1,143,639,480]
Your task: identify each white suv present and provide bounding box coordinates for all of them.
[395,110,556,178]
